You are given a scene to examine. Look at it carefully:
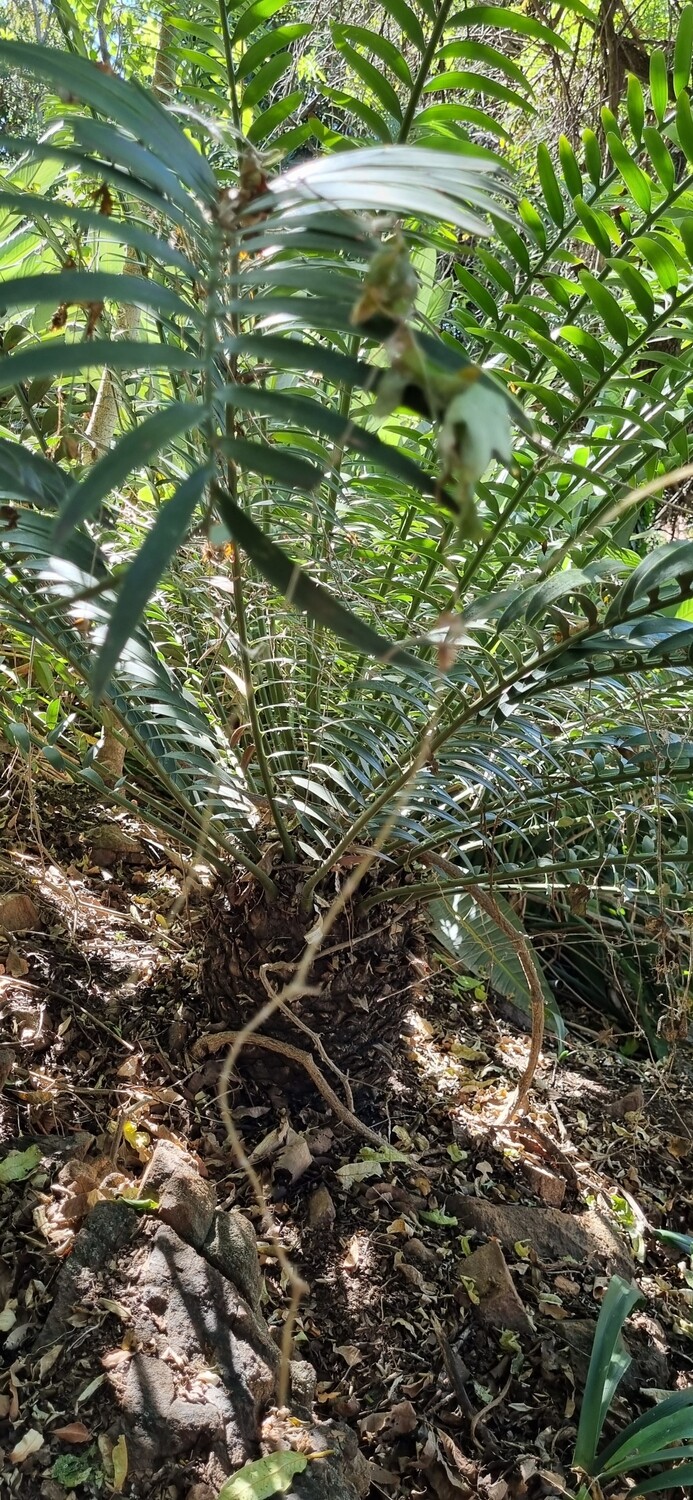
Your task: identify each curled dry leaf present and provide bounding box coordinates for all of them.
[10,1427,44,1463]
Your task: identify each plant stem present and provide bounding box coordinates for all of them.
[397,0,455,144]
[217,0,242,137]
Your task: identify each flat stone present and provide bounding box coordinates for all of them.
[522,1161,566,1208]
[0,893,39,932]
[458,1239,532,1333]
[140,1139,216,1249]
[307,1185,336,1232]
[448,1196,631,1276]
[558,1316,669,1391]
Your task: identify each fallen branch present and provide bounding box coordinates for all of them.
[198,1029,391,1149]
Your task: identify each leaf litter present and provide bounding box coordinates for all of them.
[0,770,692,1497]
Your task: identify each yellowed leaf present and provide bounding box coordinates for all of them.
[112,1434,128,1493]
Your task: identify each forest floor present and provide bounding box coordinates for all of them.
[1,768,693,1500]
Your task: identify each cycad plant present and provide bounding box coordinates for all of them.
[1,6,693,1056]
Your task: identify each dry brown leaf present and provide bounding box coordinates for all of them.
[335,1344,361,1368]
[9,1428,44,1463]
[274,1130,312,1184]
[38,1343,63,1379]
[538,1300,569,1320]
[101,1348,134,1370]
[6,949,29,978]
[343,1235,362,1272]
[52,1422,90,1443]
[0,1394,10,1418]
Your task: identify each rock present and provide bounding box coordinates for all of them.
[133,1223,278,1467]
[122,1352,223,1463]
[522,1162,566,1208]
[607,1086,645,1120]
[202,1208,264,1313]
[290,1359,317,1418]
[404,1237,440,1271]
[86,824,144,867]
[558,1316,669,1391]
[34,1200,138,1355]
[457,1239,532,1333]
[448,1197,632,1277]
[307,1185,336,1231]
[0,893,39,932]
[139,1140,216,1249]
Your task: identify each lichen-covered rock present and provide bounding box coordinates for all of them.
[140,1139,216,1248]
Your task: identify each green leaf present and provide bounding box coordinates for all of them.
[572,194,614,258]
[598,1389,693,1474]
[429,890,561,1035]
[518,197,546,249]
[579,269,630,347]
[674,3,693,96]
[633,234,679,291]
[626,74,644,143]
[582,128,602,187]
[634,1464,693,1495]
[0,340,200,391]
[0,272,197,325]
[236,24,311,79]
[333,36,402,123]
[232,0,286,45]
[450,5,571,53]
[243,54,292,111]
[92,465,212,699]
[333,23,413,87]
[607,259,654,321]
[55,404,201,543]
[423,71,533,115]
[217,1452,308,1500]
[559,134,583,197]
[0,190,197,274]
[0,437,70,510]
[213,486,430,677]
[436,40,532,96]
[0,41,215,202]
[606,133,651,213]
[380,0,425,52]
[649,49,669,126]
[573,1275,643,1473]
[0,1144,41,1183]
[642,126,675,191]
[537,142,565,227]
[220,437,323,490]
[676,90,693,164]
[247,89,304,144]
